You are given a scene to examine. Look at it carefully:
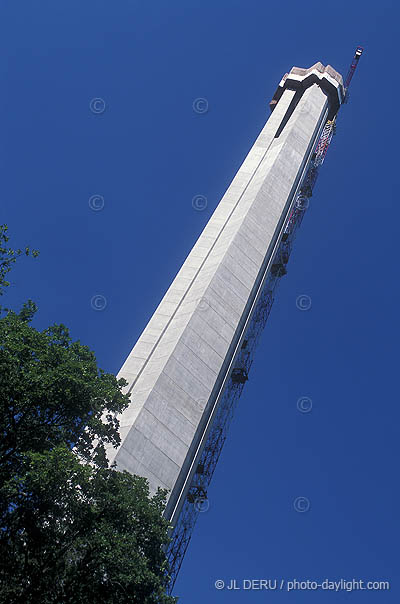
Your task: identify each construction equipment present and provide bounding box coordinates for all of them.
[344,46,364,91]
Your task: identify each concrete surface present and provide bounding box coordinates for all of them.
[107,63,343,522]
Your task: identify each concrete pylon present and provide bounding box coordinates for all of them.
[108,63,344,524]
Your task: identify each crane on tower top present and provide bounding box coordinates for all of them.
[344,46,364,93]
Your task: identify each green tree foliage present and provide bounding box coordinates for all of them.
[0,223,39,316]
[0,226,176,603]
[0,312,129,476]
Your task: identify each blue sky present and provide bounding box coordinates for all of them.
[1,0,399,601]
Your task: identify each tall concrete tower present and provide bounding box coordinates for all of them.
[108,61,345,577]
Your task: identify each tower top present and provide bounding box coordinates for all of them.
[270,62,345,117]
